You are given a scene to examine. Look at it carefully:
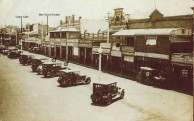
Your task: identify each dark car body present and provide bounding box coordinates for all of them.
[57,70,91,86]
[29,47,40,54]
[42,62,70,77]
[91,82,124,105]
[7,50,22,59]
[31,58,49,72]
[136,67,166,87]
[19,54,35,65]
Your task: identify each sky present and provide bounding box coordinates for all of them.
[0,0,193,27]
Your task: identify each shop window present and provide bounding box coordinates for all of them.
[146,39,157,45]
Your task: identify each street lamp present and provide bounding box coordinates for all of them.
[98,47,103,82]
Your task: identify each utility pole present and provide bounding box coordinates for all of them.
[106,12,110,43]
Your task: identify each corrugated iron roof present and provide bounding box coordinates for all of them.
[112,28,179,36]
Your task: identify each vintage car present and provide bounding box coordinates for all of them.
[2,49,10,55]
[7,50,22,59]
[136,67,166,87]
[31,57,49,72]
[19,54,35,65]
[29,47,40,53]
[57,70,91,86]
[41,62,70,77]
[91,82,125,105]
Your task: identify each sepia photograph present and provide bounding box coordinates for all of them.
[0,0,193,121]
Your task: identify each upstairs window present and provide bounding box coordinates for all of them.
[146,39,157,46]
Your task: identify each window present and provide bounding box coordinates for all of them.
[146,39,157,45]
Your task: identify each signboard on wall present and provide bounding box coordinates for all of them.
[100,43,111,49]
[73,47,79,56]
[111,50,122,57]
[135,52,169,60]
[79,43,92,48]
[171,53,193,64]
[124,56,134,62]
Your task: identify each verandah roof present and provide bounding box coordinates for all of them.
[112,28,179,36]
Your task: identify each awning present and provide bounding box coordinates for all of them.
[50,27,79,32]
[112,28,178,36]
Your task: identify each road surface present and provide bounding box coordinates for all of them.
[0,52,193,121]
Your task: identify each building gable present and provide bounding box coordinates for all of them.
[149,9,163,21]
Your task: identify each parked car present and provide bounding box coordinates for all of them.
[31,57,49,72]
[42,62,70,77]
[91,82,124,105]
[2,49,10,55]
[7,50,22,59]
[0,45,6,53]
[29,47,40,53]
[57,70,91,86]
[19,54,35,65]
[136,67,166,87]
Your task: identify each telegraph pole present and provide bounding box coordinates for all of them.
[106,12,110,43]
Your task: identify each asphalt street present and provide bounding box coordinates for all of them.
[0,52,193,121]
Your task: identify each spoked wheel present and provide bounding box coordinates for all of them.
[91,96,98,104]
[51,70,56,77]
[120,90,125,99]
[32,65,37,72]
[145,78,151,86]
[106,94,112,105]
[62,79,67,86]
[58,77,63,85]
[85,78,91,84]
[136,73,141,83]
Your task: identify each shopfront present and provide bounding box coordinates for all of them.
[171,53,193,94]
[79,40,92,65]
[67,39,79,62]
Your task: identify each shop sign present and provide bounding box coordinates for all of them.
[54,41,61,45]
[135,52,169,60]
[92,47,110,54]
[171,54,193,64]
[50,41,54,45]
[79,43,92,48]
[80,40,92,43]
[61,42,67,46]
[124,56,134,62]
[67,43,78,47]
[122,52,134,55]
[100,43,111,49]
[92,47,99,54]
[181,69,189,78]
[67,39,79,43]
[111,51,122,57]
[122,46,134,52]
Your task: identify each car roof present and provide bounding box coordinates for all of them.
[140,67,155,70]
[59,69,79,73]
[93,82,117,86]
[42,62,62,65]
[34,57,49,60]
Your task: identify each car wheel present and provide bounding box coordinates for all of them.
[120,90,125,99]
[146,78,151,86]
[32,65,36,72]
[85,77,91,84]
[62,79,67,86]
[106,94,112,105]
[58,77,63,85]
[91,95,98,104]
[51,70,56,77]
[136,73,141,83]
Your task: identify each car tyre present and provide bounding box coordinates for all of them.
[106,94,112,105]
[85,77,91,84]
[51,70,55,77]
[120,90,125,99]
